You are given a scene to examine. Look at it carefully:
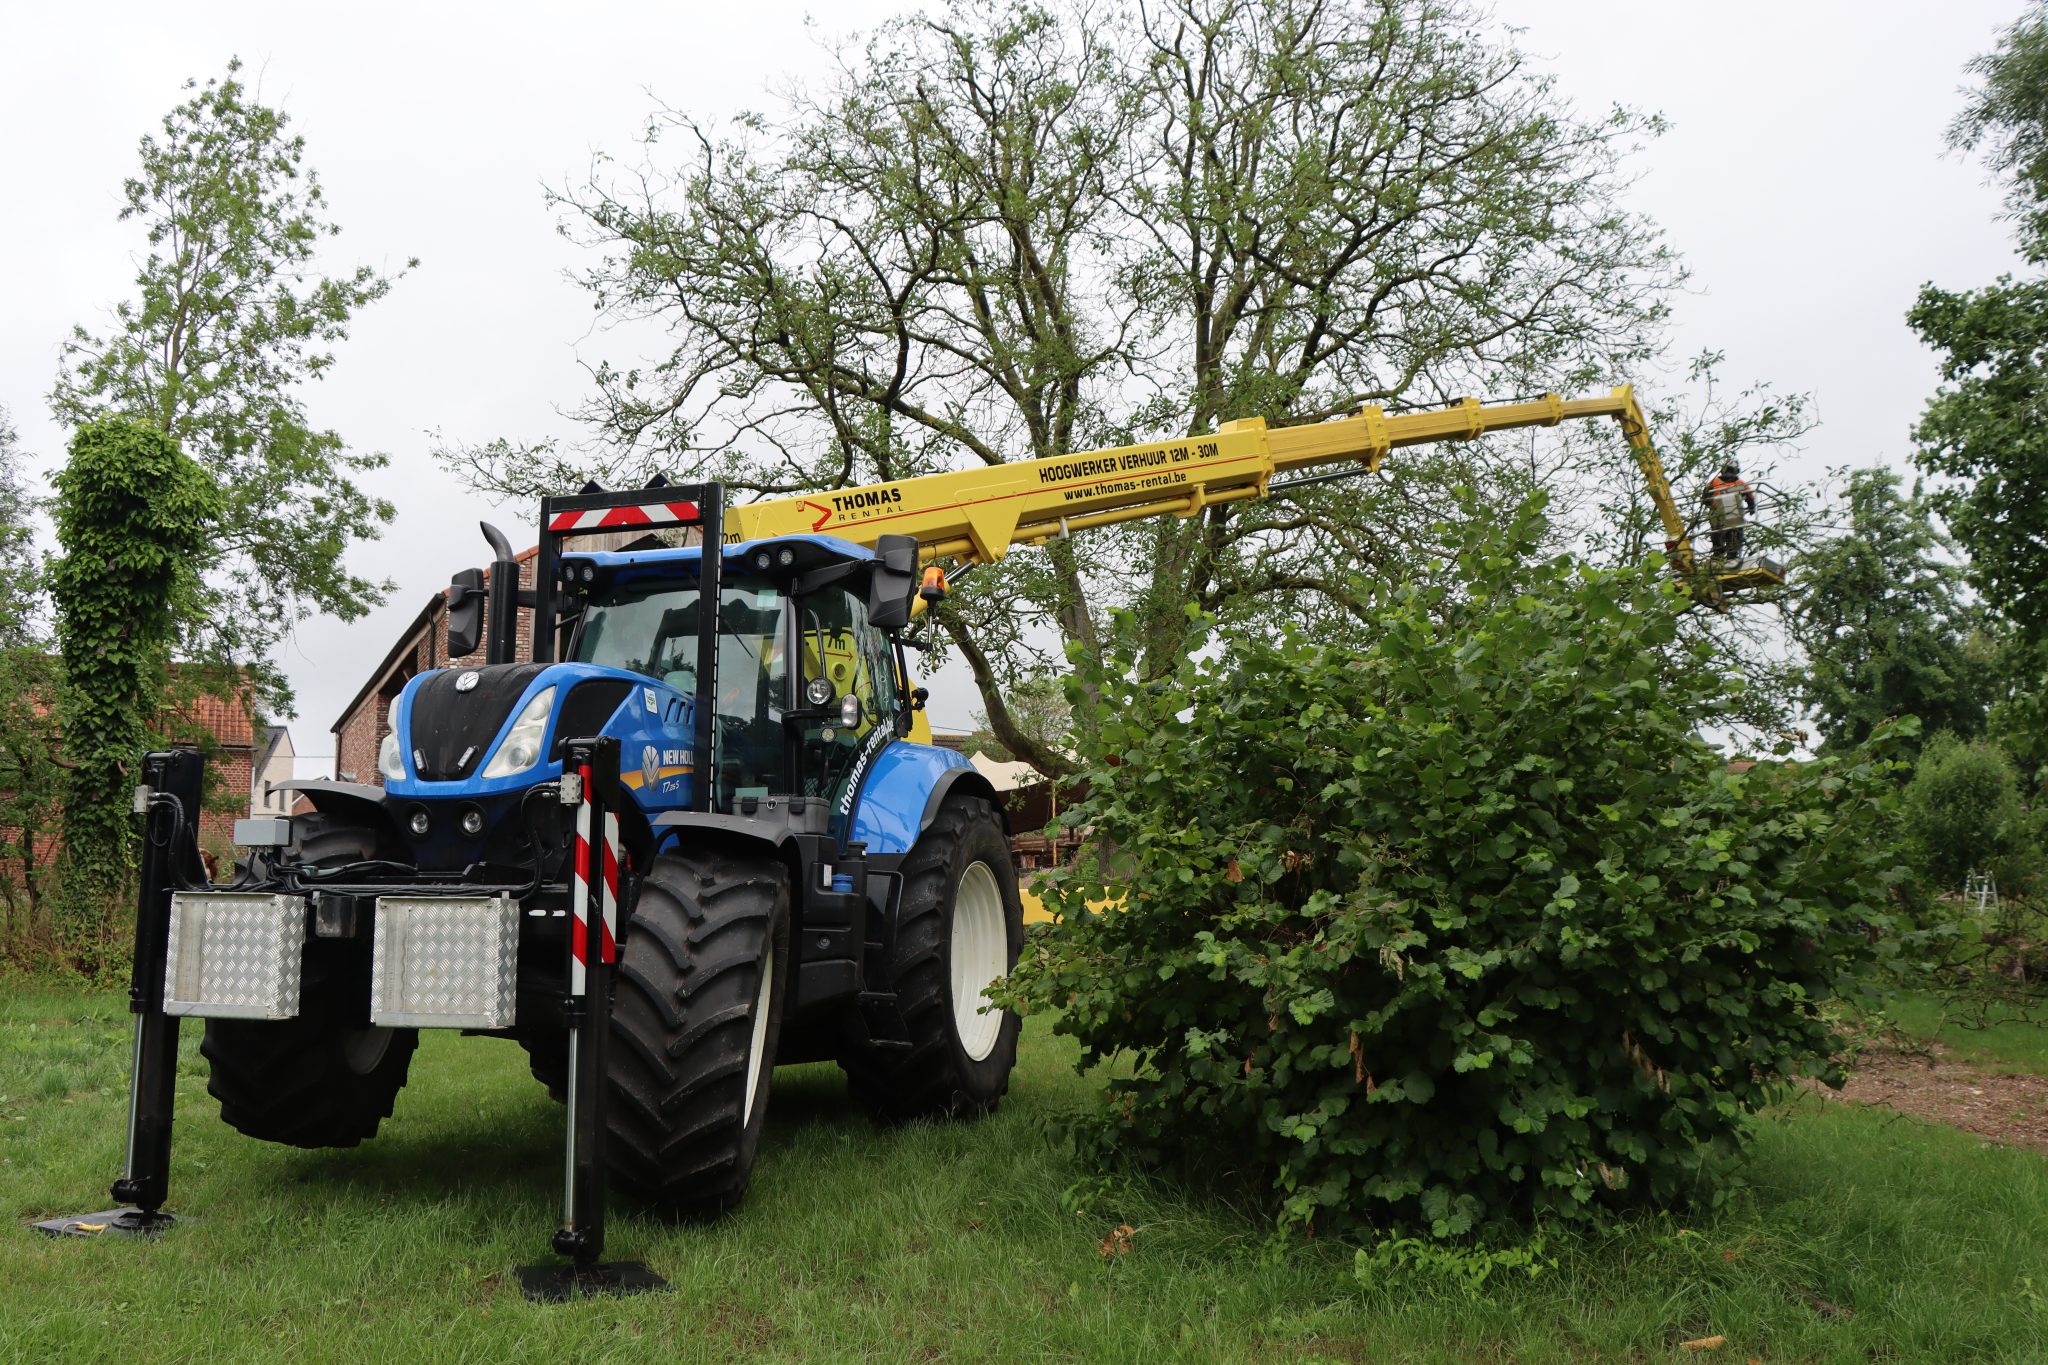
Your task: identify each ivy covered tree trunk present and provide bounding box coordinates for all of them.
[51,419,217,942]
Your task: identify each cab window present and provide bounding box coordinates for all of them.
[795,587,897,824]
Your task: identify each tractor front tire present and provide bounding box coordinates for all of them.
[606,847,791,1215]
[201,1018,418,1149]
[200,813,419,1149]
[841,796,1023,1122]
[518,1033,568,1103]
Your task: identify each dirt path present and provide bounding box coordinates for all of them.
[1807,1044,2048,1152]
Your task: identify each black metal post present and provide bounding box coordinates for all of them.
[693,485,723,814]
[37,748,203,1238]
[517,737,664,1300]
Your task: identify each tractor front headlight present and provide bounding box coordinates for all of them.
[378,708,406,782]
[481,687,556,779]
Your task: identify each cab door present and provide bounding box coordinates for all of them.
[794,586,900,844]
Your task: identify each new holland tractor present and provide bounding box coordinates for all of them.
[60,387,1783,1292]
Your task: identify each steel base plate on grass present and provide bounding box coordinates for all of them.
[32,1207,180,1238]
[515,1260,668,1301]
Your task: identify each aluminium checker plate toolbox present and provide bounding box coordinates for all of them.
[369,894,519,1029]
[163,892,306,1020]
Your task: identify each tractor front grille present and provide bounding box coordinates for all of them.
[409,664,548,781]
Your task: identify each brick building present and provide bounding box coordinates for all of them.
[332,549,538,784]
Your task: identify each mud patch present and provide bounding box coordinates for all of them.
[1807,1045,2048,1152]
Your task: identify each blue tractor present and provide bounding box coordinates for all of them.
[179,482,1024,1225]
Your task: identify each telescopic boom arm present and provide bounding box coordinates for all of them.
[719,384,1779,600]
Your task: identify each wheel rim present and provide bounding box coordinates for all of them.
[951,861,1009,1062]
[341,1026,394,1076]
[744,935,776,1121]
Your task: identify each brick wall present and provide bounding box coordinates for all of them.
[171,688,258,851]
[200,748,253,854]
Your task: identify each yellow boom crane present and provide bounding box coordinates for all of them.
[719,385,1786,602]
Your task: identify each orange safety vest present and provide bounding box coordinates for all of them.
[1704,476,1751,530]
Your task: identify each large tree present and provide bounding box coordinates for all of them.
[51,59,411,714]
[444,0,1678,774]
[1786,468,1990,754]
[1911,4,2048,640]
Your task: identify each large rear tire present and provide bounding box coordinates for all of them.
[200,815,419,1149]
[841,796,1022,1121]
[606,846,791,1214]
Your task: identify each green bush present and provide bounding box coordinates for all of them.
[1900,731,2031,893]
[1005,496,1909,1239]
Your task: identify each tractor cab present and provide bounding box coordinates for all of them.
[552,534,914,830]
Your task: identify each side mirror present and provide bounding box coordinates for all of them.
[868,534,920,632]
[447,567,485,659]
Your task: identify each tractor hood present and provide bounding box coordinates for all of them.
[380,661,693,802]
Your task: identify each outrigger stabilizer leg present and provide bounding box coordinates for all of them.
[517,736,667,1300]
[36,748,204,1239]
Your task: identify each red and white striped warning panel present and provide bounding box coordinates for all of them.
[548,501,700,534]
[568,769,621,994]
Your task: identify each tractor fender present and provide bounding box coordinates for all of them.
[650,810,797,857]
[849,742,1003,856]
[647,810,803,942]
[269,780,405,846]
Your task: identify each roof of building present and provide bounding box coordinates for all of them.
[968,750,1043,792]
[257,725,291,766]
[176,689,257,750]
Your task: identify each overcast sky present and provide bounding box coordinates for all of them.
[0,1,2030,773]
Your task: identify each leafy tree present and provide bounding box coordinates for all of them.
[1986,632,2048,791]
[1786,468,1990,753]
[444,0,1677,774]
[0,408,64,950]
[1910,5,2048,639]
[1901,731,2027,891]
[1004,494,1907,1238]
[967,673,1071,763]
[51,59,410,714]
[0,406,42,646]
[51,421,218,938]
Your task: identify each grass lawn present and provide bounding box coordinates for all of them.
[3,984,2046,1363]
[1874,989,2048,1075]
